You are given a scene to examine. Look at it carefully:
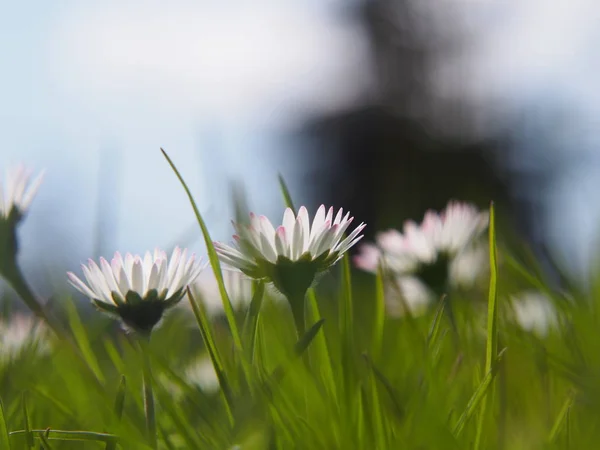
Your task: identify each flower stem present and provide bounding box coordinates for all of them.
[4,264,58,333]
[3,263,107,391]
[139,337,157,449]
[288,292,306,339]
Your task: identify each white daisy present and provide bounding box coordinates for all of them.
[0,165,45,219]
[67,248,205,333]
[0,313,49,362]
[354,201,488,314]
[215,205,366,298]
[511,291,557,337]
[190,268,283,317]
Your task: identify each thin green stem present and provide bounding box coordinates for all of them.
[4,264,60,334]
[288,292,306,339]
[139,337,157,450]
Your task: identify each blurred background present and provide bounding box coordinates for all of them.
[2,0,599,296]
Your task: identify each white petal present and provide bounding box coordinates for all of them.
[297,207,310,254]
[311,205,326,239]
[333,208,344,226]
[131,259,144,295]
[291,215,305,260]
[309,220,332,255]
[147,263,160,291]
[282,208,296,234]
[259,232,277,263]
[19,170,45,211]
[275,226,288,258]
[259,216,277,249]
[100,257,120,295]
[325,206,334,224]
[312,223,338,257]
[67,272,98,300]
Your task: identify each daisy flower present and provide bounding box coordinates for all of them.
[67,248,205,333]
[215,205,366,299]
[355,201,488,315]
[0,313,49,362]
[511,291,557,337]
[190,267,283,317]
[0,165,45,220]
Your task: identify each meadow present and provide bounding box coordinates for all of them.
[0,151,597,449]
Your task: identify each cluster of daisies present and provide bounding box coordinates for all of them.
[0,164,558,355]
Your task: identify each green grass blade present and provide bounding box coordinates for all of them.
[277,174,296,214]
[372,266,386,357]
[186,287,234,424]
[473,204,500,449]
[548,391,574,443]
[161,148,243,353]
[242,281,265,364]
[113,375,126,419]
[453,348,506,437]
[426,295,447,349]
[363,354,404,418]
[367,372,388,448]
[294,318,325,356]
[64,300,105,384]
[22,392,33,448]
[339,253,355,406]
[485,203,499,369]
[9,430,119,443]
[306,291,338,404]
[105,375,126,450]
[0,398,11,450]
[38,429,53,450]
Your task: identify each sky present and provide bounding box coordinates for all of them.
[2,0,600,286]
[0,1,370,282]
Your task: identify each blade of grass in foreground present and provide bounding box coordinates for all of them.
[372,266,386,358]
[0,398,11,450]
[161,148,243,353]
[242,281,265,364]
[22,392,33,448]
[452,348,507,437]
[187,288,234,424]
[339,253,356,407]
[548,391,574,443]
[277,174,297,216]
[64,300,105,384]
[105,375,126,450]
[473,203,500,450]
[8,430,119,444]
[38,430,53,450]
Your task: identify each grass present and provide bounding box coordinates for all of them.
[2,160,600,449]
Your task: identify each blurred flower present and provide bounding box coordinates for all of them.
[191,268,254,315]
[355,201,488,314]
[190,267,284,317]
[0,165,45,220]
[511,291,557,337]
[67,248,205,333]
[0,166,45,275]
[184,357,220,393]
[0,313,49,362]
[215,205,366,299]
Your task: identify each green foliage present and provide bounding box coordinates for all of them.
[2,165,600,449]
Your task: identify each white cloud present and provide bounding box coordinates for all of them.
[47,2,369,126]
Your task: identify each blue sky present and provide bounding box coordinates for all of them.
[0,1,368,280]
[2,0,600,283]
